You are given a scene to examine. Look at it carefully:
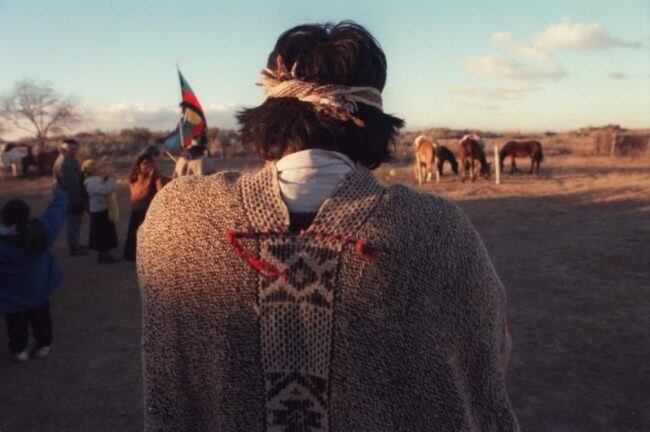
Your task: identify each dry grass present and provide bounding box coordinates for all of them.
[0,148,649,431]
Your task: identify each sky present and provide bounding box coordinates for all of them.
[0,0,648,136]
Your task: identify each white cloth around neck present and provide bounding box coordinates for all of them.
[275,149,355,213]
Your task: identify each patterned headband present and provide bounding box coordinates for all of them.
[256,56,383,127]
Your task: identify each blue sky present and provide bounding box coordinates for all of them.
[0,0,647,135]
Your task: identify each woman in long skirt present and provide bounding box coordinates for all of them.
[82,159,119,264]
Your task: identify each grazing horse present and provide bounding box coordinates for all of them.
[0,144,29,178]
[457,138,490,182]
[436,145,458,177]
[21,146,38,175]
[414,135,439,185]
[35,149,59,175]
[499,140,543,174]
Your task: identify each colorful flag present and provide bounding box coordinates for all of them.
[164,70,207,151]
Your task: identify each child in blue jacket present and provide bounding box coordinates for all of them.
[0,188,67,362]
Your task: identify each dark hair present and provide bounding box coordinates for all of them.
[237,21,404,169]
[143,145,161,158]
[1,199,30,233]
[129,153,154,183]
[63,138,80,147]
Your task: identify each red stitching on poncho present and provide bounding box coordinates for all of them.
[225,230,376,279]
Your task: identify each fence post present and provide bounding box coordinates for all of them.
[494,145,501,185]
[610,132,617,157]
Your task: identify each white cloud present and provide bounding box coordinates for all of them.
[452,18,638,103]
[461,55,565,82]
[492,18,641,60]
[484,84,533,100]
[491,31,549,61]
[447,82,532,103]
[84,102,239,132]
[534,18,641,52]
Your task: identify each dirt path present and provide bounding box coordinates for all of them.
[1,155,648,431]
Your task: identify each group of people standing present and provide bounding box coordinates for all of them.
[52,140,168,263]
[1,139,169,363]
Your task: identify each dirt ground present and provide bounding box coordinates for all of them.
[0,153,648,431]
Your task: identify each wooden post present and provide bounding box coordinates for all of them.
[494,145,501,185]
[610,132,617,157]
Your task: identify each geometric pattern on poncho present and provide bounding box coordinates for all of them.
[259,237,341,432]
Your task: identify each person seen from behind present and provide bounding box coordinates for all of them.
[53,139,87,256]
[0,188,67,362]
[138,21,518,431]
[123,146,168,262]
[82,159,119,264]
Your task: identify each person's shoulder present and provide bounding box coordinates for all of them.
[62,156,79,171]
[83,176,99,186]
[155,171,241,199]
[0,220,46,254]
[383,183,470,230]
[139,171,245,256]
[147,171,243,217]
[377,183,481,260]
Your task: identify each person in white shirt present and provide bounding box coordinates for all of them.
[82,159,119,264]
[173,136,211,178]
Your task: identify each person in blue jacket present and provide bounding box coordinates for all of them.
[0,188,67,362]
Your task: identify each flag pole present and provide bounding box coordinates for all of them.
[178,110,185,149]
[176,65,186,150]
[165,151,177,163]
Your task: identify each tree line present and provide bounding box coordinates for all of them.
[0,80,242,158]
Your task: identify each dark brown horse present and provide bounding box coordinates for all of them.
[457,138,490,182]
[436,145,458,177]
[35,149,59,175]
[499,140,543,174]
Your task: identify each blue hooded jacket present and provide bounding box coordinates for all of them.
[0,189,67,315]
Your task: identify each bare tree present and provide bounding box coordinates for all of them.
[0,80,81,150]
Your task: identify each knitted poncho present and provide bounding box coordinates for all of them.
[137,165,519,431]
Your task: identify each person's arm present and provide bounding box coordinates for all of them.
[446,208,518,430]
[154,171,169,191]
[53,157,63,185]
[137,178,202,429]
[38,188,69,247]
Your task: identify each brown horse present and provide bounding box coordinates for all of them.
[457,138,490,182]
[414,135,439,185]
[499,140,543,174]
